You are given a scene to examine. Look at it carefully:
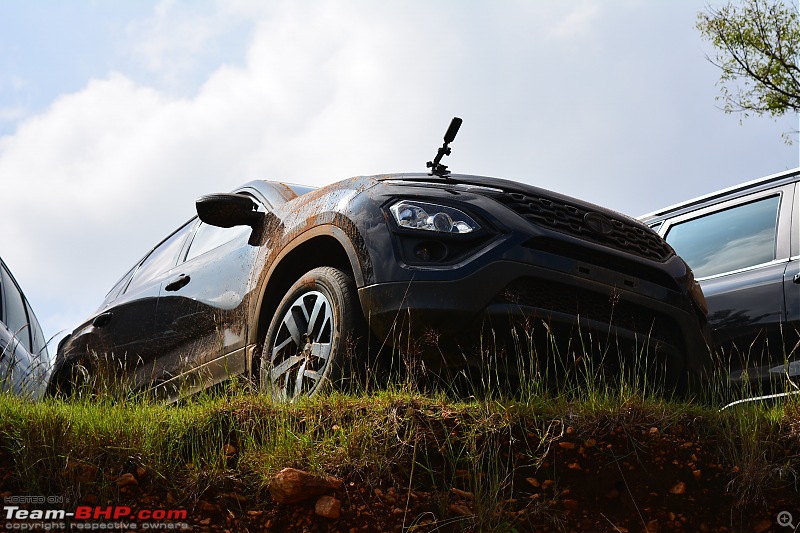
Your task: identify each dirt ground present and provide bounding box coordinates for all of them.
[1,419,798,533]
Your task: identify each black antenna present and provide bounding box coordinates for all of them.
[427,117,462,177]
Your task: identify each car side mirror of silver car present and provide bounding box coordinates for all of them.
[196,193,265,229]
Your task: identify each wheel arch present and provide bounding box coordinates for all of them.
[252,226,366,349]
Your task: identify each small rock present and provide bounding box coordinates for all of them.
[198,501,217,513]
[646,519,659,532]
[135,466,147,479]
[115,473,138,488]
[526,477,540,488]
[669,482,686,495]
[692,469,702,480]
[563,499,579,510]
[649,427,659,435]
[568,462,582,470]
[753,519,772,533]
[315,495,341,519]
[65,461,99,484]
[606,489,620,499]
[268,468,343,504]
[223,444,236,456]
[450,487,474,500]
[448,503,473,517]
[559,442,576,450]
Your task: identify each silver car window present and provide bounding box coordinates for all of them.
[0,265,31,352]
[665,195,780,278]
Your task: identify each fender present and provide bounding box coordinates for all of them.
[249,223,370,345]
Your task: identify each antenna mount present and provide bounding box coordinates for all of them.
[426,117,462,177]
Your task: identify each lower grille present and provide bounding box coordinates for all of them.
[494,277,683,350]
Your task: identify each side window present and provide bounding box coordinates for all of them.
[125,221,194,294]
[184,195,265,262]
[101,264,139,307]
[0,266,31,352]
[25,300,47,359]
[665,195,781,278]
[185,223,251,262]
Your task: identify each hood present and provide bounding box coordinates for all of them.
[375,173,652,232]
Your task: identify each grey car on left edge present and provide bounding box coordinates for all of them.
[0,256,50,399]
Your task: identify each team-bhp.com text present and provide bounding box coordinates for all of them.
[4,506,189,530]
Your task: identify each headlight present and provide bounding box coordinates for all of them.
[389,200,480,234]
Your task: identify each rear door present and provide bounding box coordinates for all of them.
[659,184,793,378]
[85,220,194,382]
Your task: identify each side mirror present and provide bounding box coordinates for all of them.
[195,193,264,229]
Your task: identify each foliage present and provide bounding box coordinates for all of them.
[697,0,800,120]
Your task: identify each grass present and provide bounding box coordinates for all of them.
[0,364,799,530]
[3,322,800,530]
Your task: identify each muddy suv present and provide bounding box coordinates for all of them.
[48,170,713,401]
[641,168,800,389]
[50,121,711,400]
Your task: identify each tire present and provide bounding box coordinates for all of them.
[48,357,93,398]
[260,267,362,402]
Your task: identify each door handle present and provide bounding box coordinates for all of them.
[92,312,113,328]
[794,273,800,284]
[165,275,191,292]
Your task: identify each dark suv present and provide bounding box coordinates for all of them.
[0,256,50,399]
[641,168,800,389]
[51,171,711,401]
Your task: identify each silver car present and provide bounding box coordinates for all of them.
[0,256,50,399]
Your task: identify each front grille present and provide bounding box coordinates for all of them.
[522,237,680,291]
[494,192,673,261]
[495,277,683,350]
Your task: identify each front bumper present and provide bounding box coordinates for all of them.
[359,257,712,384]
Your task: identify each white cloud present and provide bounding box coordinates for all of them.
[548,3,602,40]
[0,106,25,121]
[10,75,26,91]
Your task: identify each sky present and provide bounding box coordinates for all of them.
[0,0,797,350]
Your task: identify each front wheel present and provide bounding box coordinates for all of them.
[260,267,361,402]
